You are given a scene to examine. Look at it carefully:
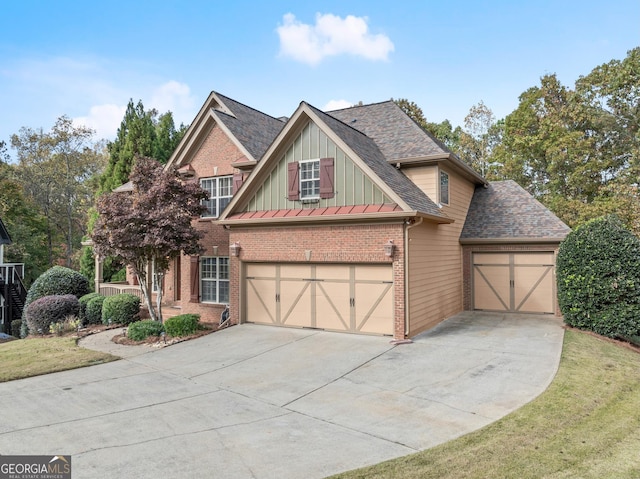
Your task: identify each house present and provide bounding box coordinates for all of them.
[142,92,569,340]
[0,218,27,334]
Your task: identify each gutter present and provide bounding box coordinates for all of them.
[404,217,423,337]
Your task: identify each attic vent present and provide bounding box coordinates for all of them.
[357,101,363,106]
[351,119,357,124]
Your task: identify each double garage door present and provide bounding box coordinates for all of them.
[244,263,394,335]
[472,252,556,314]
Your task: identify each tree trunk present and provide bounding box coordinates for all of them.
[135,270,158,322]
[156,272,164,323]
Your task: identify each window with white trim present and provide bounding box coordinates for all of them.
[201,257,229,303]
[200,176,233,218]
[440,170,449,205]
[300,159,320,199]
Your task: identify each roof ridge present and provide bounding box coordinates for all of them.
[305,101,377,141]
[325,99,395,112]
[213,91,286,123]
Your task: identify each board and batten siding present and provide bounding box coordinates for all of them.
[245,120,394,211]
[407,166,475,336]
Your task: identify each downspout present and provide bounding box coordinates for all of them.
[404,217,423,337]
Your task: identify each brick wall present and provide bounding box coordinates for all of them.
[228,222,406,339]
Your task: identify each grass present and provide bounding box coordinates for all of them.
[329,329,640,479]
[0,336,118,382]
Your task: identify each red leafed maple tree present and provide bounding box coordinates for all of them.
[92,156,208,322]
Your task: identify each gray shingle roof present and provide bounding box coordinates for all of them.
[460,180,571,241]
[214,92,285,161]
[328,101,449,161]
[306,103,446,218]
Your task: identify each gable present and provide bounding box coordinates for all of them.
[243,119,394,212]
[166,91,284,171]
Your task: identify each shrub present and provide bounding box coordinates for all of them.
[557,215,640,338]
[79,292,101,323]
[25,295,80,335]
[127,320,165,341]
[85,296,106,325]
[102,294,140,325]
[110,268,126,282]
[164,314,200,337]
[25,266,90,309]
[10,320,21,338]
[49,315,81,336]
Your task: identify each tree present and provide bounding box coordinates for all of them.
[99,100,188,193]
[92,157,208,322]
[394,98,463,152]
[576,47,640,182]
[154,112,188,165]
[10,117,106,268]
[492,74,624,227]
[0,152,48,285]
[457,101,503,177]
[492,49,640,231]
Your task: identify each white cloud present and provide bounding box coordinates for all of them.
[149,80,196,120]
[323,99,353,111]
[72,81,197,140]
[73,104,127,139]
[277,13,394,66]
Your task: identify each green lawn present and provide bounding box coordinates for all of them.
[329,330,640,479]
[0,337,118,382]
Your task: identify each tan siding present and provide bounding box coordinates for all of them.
[244,120,391,211]
[404,165,438,203]
[407,167,476,336]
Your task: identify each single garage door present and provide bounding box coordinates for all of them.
[472,252,555,314]
[244,263,394,335]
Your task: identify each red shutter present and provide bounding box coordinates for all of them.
[232,172,244,194]
[319,157,335,199]
[190,256,200,303]
[287,162,300,200]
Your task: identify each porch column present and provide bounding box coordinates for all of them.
[95,254,103,293]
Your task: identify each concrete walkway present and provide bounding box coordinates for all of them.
[78,329,153,358]
[0,312,564,478]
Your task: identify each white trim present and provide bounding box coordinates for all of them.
[201,256,230,304]
[200,175,233,218]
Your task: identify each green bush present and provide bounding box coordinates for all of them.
[164,314,200,337]
[24,295,80,335]
[25,266,90,309]
[11,320,21,338]
[557,215,640,338]
[102,293,140,325]
[86,296,106,325]
[110,268,126,282]
[127,319,165,341]
[78,292,101,323]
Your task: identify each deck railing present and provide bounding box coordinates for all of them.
[98,282,145,300]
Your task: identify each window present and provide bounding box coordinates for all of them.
[287,158,334,201]
[201,257,229,303]
[300,159,320,199]
[200,176,233,217]
[440,170,449,205]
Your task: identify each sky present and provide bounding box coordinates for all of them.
[1,0,639,155]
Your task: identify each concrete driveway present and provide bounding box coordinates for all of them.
[0,312,563,478]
